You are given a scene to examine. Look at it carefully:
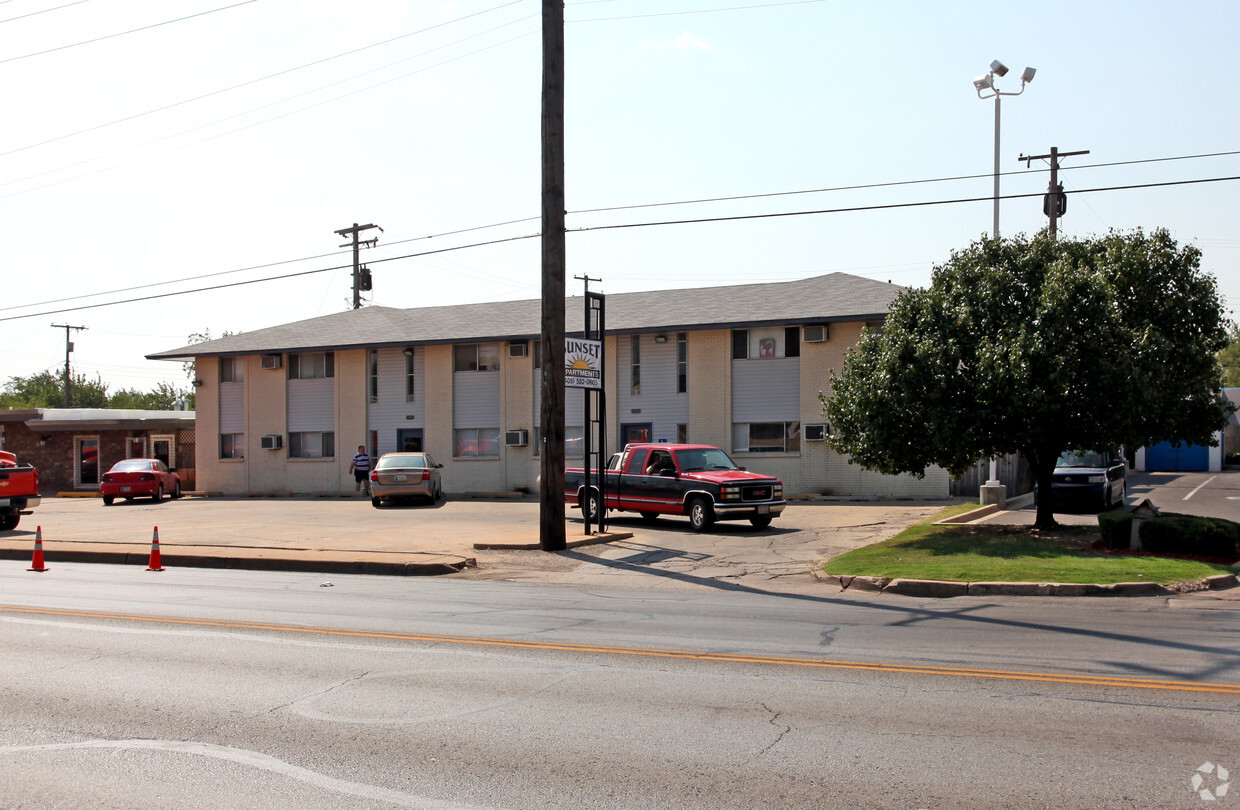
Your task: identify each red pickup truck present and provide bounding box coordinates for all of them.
[0,450,40,531]
[565,443,785,531]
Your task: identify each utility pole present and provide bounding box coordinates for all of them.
[51,323,87,408]
[334,222,382,309]
[1019,147,1089,239]
[539,0,567,552]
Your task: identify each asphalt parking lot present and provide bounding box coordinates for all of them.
[0,494,950,589]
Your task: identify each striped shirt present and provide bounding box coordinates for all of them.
[352,453,370,471]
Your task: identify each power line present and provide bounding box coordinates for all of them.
[569,149,1240,214]
[0,29,540,200]
[569,0,831,23]
[570,175,1240,234]
[0,1,526,160]
[0,1,257,65]
[2,174,1237,324]
[0,0,91,25]
[5,151,1238,314]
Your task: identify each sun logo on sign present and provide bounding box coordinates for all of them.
[568,353,595,371]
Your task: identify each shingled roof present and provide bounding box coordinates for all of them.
[147,272,904,360]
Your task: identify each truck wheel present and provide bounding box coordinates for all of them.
[688,497,714,532]
[580,490,601,522]
[749,516,772,530]
[639,512,660,524]
[102,495,114,506]
[0,514,18,531]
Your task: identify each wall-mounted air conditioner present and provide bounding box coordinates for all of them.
[508,342,528,358]
[260,354,283,370]
[803,424,829,442]
[803,325,828,343]
[260,434,283,450]
[504,429,528,447]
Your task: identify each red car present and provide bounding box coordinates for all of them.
[99,459,182,505]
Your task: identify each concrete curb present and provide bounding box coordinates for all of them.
[813,569,1239,598]
[0,546,476,576]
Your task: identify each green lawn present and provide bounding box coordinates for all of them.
[824,504,1234,585]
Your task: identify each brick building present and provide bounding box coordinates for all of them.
[0,409,196,495]
[147,273,950,499]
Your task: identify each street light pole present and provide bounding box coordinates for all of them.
[973,59,1036,240]
[972,59,1034,500]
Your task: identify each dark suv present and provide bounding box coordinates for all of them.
[1045,450,1127,512]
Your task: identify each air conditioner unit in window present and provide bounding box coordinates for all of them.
[504,429,528,447]
[508,342,528,358]
[802,325,828,343]
[803,424,829,442]
[260,434,282,450]
[260,354,282,370]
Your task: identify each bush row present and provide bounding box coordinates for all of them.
[1097,510,1239,558]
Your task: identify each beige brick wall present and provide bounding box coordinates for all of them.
[423,344,455,487]
[687,330,730,448]
[502,342,538,492]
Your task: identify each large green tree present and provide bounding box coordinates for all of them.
[1219,324,1240,388]
[825,229,1234,529]
[0,369,109,409]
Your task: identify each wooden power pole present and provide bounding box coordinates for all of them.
[51,323,87,408]
[334,222,382,309]
[1019,147,1089,239]
[539,0,567,552]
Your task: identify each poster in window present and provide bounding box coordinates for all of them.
[759,338,776,358]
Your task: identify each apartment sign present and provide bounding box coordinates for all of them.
[565,338,602,389]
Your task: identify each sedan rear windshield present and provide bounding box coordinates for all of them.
[377,454,426,469]
[111,460,154,472]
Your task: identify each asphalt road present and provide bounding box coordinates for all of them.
[1,564,1237,808]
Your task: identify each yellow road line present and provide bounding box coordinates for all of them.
[4,604,1239,695]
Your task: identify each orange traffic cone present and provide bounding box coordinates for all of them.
[146,526,165,572]
[28,526,48,572]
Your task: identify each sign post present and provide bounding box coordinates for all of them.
[568,287,605,534]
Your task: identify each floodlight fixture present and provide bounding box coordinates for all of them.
[973,74,994,92]
[989,59,1009,76]
[1021,66,1036,83]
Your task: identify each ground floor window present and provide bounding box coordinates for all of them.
[733,421,800,453]
[677,423,688,443]
[75,437,99,486]
[289,431,334,459]
[455,428,500,457]
[220,433,244,459]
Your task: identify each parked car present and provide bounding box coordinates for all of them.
[564,443,785,531]
[1042,449,1126,512]
[0,450,40,530]
[370,452,444,507]
[100,458,182,504]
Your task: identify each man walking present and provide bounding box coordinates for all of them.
[349,445,371,495]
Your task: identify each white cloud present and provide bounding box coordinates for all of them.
[674,31,710,51]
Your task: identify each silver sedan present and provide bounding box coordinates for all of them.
[370,452,444,507]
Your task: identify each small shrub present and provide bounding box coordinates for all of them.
[1097,510,1132,549]
[1227,451,1240,466]
[1139,515,1239,559]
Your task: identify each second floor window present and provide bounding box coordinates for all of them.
[677,332,688,393]
[454,344,500,372]
[630,335,641,395]
[369,350,378,402]
[288,352,334,379]
[219,357,242,383]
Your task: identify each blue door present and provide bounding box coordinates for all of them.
[1145,441,1209,471]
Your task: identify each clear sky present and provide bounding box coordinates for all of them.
[2,0,1237,396]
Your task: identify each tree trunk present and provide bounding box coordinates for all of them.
[1025,449,1059,530]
